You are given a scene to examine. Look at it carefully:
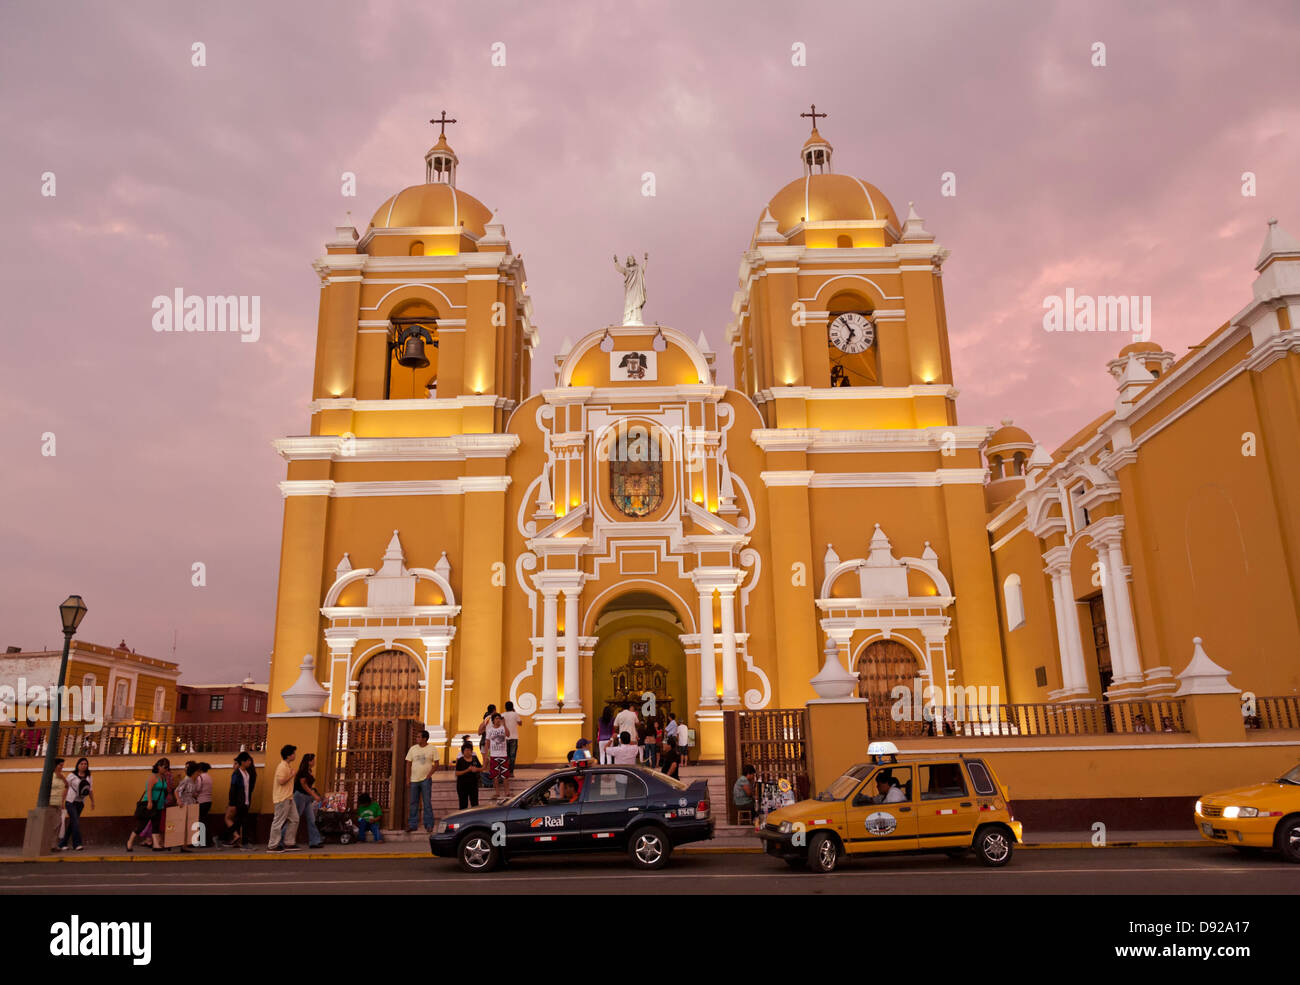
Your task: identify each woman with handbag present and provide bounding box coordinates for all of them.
[126,760,170,852]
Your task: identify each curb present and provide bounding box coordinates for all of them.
[0,840,1208,862]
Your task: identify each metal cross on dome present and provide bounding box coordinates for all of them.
[429,110,457,137]
[801,104,827,129]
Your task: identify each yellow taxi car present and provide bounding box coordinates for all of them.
[759,742,1023,872]
[1194,761,1300,862]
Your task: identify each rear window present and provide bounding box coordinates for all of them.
[965,760,997,796]
[633,766,688,791]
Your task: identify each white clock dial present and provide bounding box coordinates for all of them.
[828,312,874,353]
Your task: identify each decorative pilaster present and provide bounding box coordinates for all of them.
[1044,549,1090,698]
[540,587,559,711]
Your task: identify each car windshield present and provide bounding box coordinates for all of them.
[1279,764,1300,785]
[817,765,872,801]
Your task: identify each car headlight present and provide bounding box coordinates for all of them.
[1194,800,1202,815]
[434,820,459,835]
[1223,806,1258,819]
[778,821,793,834]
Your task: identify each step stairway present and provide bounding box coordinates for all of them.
[375,761,759,847]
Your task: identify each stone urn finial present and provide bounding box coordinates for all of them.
[281,653,330,713]
[810,635,859,700]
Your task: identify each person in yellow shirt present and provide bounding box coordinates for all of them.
[404,730,440,833]
[266,745,301,853]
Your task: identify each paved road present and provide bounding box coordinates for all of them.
[1,848,1294,894]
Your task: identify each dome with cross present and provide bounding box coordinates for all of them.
[367,113,494,240]
[755,105,900,248]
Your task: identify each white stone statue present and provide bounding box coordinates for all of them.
[613,253,648,326]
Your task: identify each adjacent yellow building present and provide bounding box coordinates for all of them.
[266,118,1300,765]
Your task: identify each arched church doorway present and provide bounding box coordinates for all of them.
[856,639,922,735]
[590,591,689,762]
[355,649,422,719]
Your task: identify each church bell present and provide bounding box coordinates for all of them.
[397,335,430,369]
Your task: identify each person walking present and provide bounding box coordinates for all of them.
[294,753,325,849]
[502,701,523,775]
[454,740,483,810]
[195,762,214,847]
[223,752,256,849]
[48,759,68,850]
[58,757,94,852]
[404,730,439,833]
[596,706,614,764]
[126,759,170,852]
[174,762,200,852]
[664,712,679,753]
[266,744,301,853]
[676,717,689,765]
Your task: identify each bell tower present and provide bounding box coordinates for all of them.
[729,110,957,431]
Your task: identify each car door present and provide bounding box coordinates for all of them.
[915,761,981,848]
[504,773,582,854]
[578,769,650,848]
[843,766,918,854]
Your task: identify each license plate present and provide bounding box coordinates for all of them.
[1201,822,1213,836]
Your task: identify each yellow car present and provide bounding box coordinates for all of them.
[759,742,1024,872]
[1195,761,1300,862]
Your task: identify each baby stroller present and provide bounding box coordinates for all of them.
[315,791,359,845]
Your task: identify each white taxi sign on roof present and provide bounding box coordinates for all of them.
[867,741,899,757]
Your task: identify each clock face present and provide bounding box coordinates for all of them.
[828,312,874,353]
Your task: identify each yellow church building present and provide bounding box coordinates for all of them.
[266,114,1300,767]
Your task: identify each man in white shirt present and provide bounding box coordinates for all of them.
[613,702,640,742]
[609,731,641,765]
[873,774,907,804]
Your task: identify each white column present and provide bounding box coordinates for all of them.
[562,587,580,708]
[1106,541,1142,682]
[1093,548,1126,689]
[697,589,717,704]
[718,586,740,705]
[540,588,559,710]
[1046,559,1088,695]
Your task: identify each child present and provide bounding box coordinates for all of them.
[356,793,383,843]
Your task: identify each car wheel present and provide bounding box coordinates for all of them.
[457,832,500,873]
[806,832,840,873]
[338,833,352,845]
[1277,816,1300,864]
[629,827,671,870]
[975,826,1013,867]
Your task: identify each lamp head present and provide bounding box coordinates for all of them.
[59,595,87,635]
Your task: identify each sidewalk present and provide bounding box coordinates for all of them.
[0,828,1208,862]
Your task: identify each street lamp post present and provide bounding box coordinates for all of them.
[36,595,87,808]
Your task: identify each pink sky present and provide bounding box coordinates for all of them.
[1,1,1296,682]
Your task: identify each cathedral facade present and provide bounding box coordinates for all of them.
[266,120,1300,763]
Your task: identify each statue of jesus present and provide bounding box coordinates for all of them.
[613,253,648,326]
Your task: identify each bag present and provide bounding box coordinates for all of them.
[164,804,202,848]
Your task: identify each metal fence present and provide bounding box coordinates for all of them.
[0,721,268,758]
[1249,696,1300,730]
[869,698,1190,737]
[332,718,418,819]
[723,709,809,825]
